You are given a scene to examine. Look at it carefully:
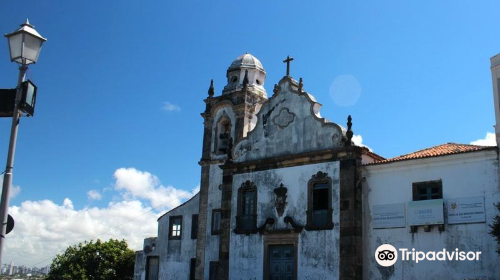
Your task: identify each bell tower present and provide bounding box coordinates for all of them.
[195,53,267,280]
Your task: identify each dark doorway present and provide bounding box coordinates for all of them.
[146,256,159,280]
[190,258,196,280]
[209,261,219,280]
[269,245,294,280]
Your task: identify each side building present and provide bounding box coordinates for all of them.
[363,143,500,279]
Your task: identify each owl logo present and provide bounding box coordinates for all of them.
[375,244,398,266]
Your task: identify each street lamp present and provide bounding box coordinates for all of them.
[0,19,46,264]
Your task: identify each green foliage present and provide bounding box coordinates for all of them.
[46,239,135,280]
[490,203,500,255]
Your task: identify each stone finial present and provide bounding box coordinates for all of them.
[345,115,353,147]
[242,70,249,88]
[273,84,280,95]
[298,77,303,92]
[208,79,214,98]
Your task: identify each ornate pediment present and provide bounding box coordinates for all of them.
[233,76,345,162]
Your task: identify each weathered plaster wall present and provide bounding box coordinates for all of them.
[229,161,340,280]
[139,194,200,280]
[363,151,500,280]
[134,250,146,280]
[233,77,344,163]
[203,163,223,280]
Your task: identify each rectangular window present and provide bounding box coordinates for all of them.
[306,172,333,231]
[146,256,159,280]
[235,181,258,234]
[312,183,329,227]
[212,209,221,235]
[190,258,196,280]
[191,214,198,239]
[241,190,256,230]
[169,216,182,240]
[412,180,442,201]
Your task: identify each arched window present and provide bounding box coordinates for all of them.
[215,113,231,155]
[306,171,334,230]
[235,180,257,233]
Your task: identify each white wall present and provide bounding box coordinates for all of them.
[229,161,340,280]
[363,151,500,280]
[153,194,199,280]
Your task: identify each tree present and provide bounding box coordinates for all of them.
[46,239,135,280]
[490,203,500,254]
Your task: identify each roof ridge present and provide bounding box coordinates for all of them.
[446,142,496,148]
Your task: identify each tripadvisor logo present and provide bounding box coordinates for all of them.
[375,244,398,267]
[375,244,482,266]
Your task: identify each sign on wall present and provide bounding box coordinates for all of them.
[372,203,406,229]
[447,196,486,224]
[407,199,444,226]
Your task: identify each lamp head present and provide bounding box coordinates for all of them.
[5,19,47,65]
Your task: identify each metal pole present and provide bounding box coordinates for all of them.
[0,63,27,265]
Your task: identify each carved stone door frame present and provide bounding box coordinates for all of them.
[263,232,298,280]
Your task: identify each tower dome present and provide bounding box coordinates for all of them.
[228,53,265,72]
[223,53,267,97]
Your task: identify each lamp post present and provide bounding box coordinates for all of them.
[0,19,46,264]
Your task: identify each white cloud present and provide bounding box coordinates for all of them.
[5,199,158,267]
[161,102,181,112]
[87,189,102,200]
[4,168,198,267]
[352,134,372,151]
[114,167,196,210]
[470,132,497,146]
[63,198,74,210]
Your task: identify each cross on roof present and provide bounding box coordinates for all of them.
[283,55,294,76]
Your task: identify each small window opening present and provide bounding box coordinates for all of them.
[217,119,231,155]
[413,180,443,201]
[169,216,182,240]
[212,209,221,235]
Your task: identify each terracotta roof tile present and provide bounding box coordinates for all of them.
[365,143,496,166]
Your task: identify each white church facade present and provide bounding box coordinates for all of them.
[133,53,500,280]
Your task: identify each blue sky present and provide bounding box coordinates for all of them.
[0,0,499,266]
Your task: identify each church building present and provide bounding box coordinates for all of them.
[134,53,500,280]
